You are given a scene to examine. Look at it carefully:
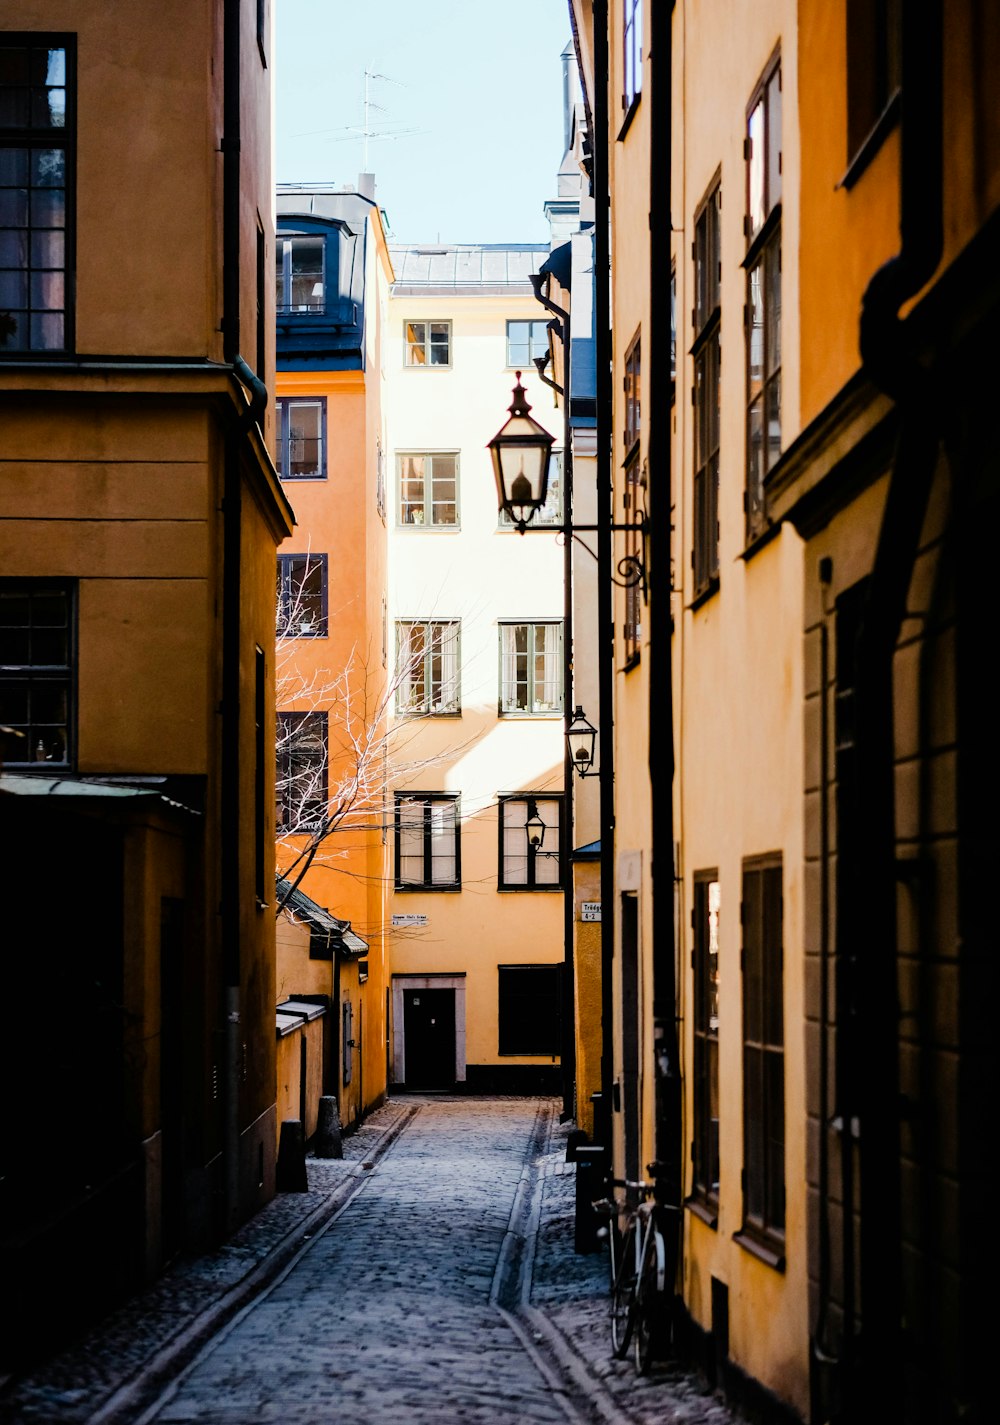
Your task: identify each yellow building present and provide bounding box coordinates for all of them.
[384,245,566,1093]
[568,2,998,1422]
[0,0,292,1365]
[272,181,394,1131]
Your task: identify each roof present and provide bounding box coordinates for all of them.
[389,243,548,296]
[0,773,199,816]
[276,878,369,957]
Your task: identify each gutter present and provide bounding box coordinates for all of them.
[530,268,576,1122]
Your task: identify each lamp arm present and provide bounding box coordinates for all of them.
[556,528,647,592]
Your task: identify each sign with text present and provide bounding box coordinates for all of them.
[579,902,602,921]
[391,914,428,927]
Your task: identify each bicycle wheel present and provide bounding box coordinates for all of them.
[634,1225,666,1374]
[610,1222,638,1358]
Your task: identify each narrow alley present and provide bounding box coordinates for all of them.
[1,1100,740,1425]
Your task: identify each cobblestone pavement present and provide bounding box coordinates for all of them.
[0,1097,746,1425]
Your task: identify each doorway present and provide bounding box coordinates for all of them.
[403,988,456,1088]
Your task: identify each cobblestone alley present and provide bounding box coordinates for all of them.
[1,1099,743,1425]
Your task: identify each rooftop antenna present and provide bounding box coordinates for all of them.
[363,66,406,171]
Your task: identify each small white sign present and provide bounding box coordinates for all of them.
[392,913,428,927]
[579,902,602,922]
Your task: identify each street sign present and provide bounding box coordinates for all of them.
[391,914,428,927]
[579,902,601,921]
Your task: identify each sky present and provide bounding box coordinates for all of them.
[274,0,574,245]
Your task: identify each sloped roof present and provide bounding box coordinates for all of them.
[390,243,548,295]
[276,878,368,956]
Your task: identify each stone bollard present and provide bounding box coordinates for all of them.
[574,1145,606,1255]
[276,1119,308,1192]
[314,1095,343,1160]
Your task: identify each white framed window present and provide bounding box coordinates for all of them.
[404,320,450,367]
[397,452,458,527]
[395,620,460,715]
[506,319,550,368]
[499,622,562,715]
[395,793,460,890]
[276,397,325,479]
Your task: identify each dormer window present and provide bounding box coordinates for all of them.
[276,235,324,314]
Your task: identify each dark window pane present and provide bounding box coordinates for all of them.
[30,228,62,266]
[0,149,28,184]
[0,230,27,265]
[31,269,63,309]
[0,88,30,126]
[0,684,29,722]
[0,49,30,84]
[0,630,30,663]
[0,188,29,225]
[31,630,67,665]
[31,148,64,186]
[0,269,27,307]
[30,187,64,227]
[0,311,26,349]
[30,311,63,348]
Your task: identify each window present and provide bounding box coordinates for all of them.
[499,449,562,528]
[277,553,327,637]
[623,0,643,113]
[498,965,561,1055]
[693,180,721,598]
[256,220,266,383]
[0,579,72,766]
[499,795,563,891]
[404,320,450,367]
[276,711,327,833]
[692,872,721,1208]
[846,0,901,166]
[506,319,549,368]
[376,438,386,519]
[745,56,782,543]
[499,622,562,715]
[397,452,458,527]
[275,234,324,314]
[0,39,71,354]
[623,458,643,662]
[740,854,785,1258]
[395,620,460,715]
[624,332,641,454]
[670,262,676,391]
[394,793,460,890]
[276,398,325,479]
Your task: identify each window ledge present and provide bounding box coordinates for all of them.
[740,518,782,563]
[688,578,720,613]
[395,710,462,720]
[497,884,565,894]
[733,1228,786,1272]
[839,90,901,192]
[685,1196,719,1231]
[617,94,641,142]
[394,884,461,894]
[395,525,461,533]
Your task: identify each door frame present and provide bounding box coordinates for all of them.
[391,974,466,1086]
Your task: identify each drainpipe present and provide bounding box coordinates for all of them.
[530,272,576,1123]
[221,0,244,1234]
[648,0,680,1207]
[592,0,615,1159]
[850,1,943,1415]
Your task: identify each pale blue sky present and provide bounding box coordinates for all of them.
[274,0,573,244]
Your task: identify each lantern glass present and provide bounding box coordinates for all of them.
[488,375,555,530]
[525,800,546,849]
[566,705,597,777]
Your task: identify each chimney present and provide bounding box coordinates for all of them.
[357,172,376,200]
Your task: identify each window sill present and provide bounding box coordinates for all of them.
[839,90,901,192]
[498,711,563,720]
[733,1228,786,1273]
[617,94,641,142]
[402,364,452,372]
[739,518,781,563]
[685,1196,719,1231]
[395,524,461,533]
[688,577,719,613]
[497,1051,560,1059]
[278,474,327,482]
[395,710,462,719]
[394,884,461,894]
[497,884,565,894]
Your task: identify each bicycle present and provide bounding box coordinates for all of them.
[593,1164,679,1374]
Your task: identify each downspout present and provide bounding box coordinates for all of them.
[851,0,943,1413]
[221,0,244,1233]
[648,0,680,1208]
[592,0,615,1157]
[530,271,576,1122]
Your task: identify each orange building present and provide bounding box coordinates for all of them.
[272,181,393,1130]
[0,0,292,1364]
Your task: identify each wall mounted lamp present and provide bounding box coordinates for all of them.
[566,706,599,779]
[525,797,547,848]
[488,378,648,596]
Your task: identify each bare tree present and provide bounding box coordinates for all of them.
[274,557,468,916]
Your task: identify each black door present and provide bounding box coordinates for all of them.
[403,989,456,1088]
